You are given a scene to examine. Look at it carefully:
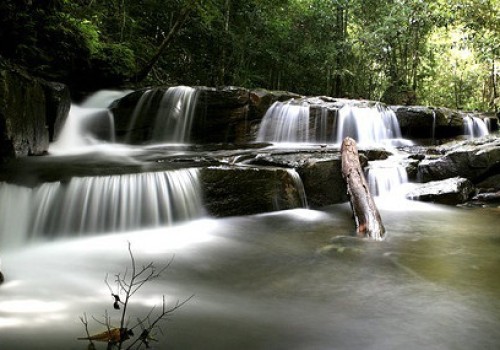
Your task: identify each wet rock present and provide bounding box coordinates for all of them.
[472,191,500,203]
[193,86,251,143]
[406,177,474,205]
[199,165,305,217]
[390,106,464,141]
[0,63,70,162]
[246,150,347,207]
[418,137,500,183]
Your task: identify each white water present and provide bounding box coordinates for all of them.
[1,204,499,349]
[366,157,409,198]
[463,115,489,139]
[126,86,199,144]
[0,169,204,248]
[257,101,310,142]
[336,103,403,145]
[152,86,199,143]
[257,100,411,146]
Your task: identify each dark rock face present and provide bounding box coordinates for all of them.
[0,66,70,162]
[111,86,303,145]
[406,177,474,205]
[200,166,305,217]
[390,106,465,141]
[193,86,251,143]
[248,151,348,207]
[418,137,500,183]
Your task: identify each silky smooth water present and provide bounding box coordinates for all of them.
[0,201,499,350]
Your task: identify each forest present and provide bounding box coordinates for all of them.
[0,0,498,111]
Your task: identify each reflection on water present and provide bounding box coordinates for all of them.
[0,202,499,349]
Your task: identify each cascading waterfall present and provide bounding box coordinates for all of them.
[49,90,133,155]
[127,86,199,144]
[463,115,489,139]
[336,103,403,145]
[365,157,409,197]
[257,100,310,143]
[257,100,408,145]
[0,168,204,247]
[152,86,199,143]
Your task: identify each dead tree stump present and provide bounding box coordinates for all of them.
[341,137,385,240]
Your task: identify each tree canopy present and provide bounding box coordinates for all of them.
[0,0,498,110]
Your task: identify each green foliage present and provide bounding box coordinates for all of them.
[0,0,497,110]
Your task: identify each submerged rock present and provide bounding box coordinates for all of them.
[406,177,474,205]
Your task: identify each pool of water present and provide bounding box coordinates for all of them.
[0,200,499,349]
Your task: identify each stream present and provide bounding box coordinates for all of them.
[0,200,499,349]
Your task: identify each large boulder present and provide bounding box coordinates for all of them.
[248,151,347,207]
[0,63,70,162]
[406,177,474,205]
[199,165,305,217]
[418,137,500,183]
[390,106,465,141]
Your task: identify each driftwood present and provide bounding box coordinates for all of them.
[341,137,385,240]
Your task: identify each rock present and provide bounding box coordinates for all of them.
[390,106,464,141]
[0,63,70,162]
[418,137,500,183]
[406,177,474,205]
[472,191,500,203]
[112,86,253,144]
[199,165,305,217]
[193,86,251,143]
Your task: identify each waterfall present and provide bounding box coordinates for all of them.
[463,115,489,139]
[365,157,409,197]
[336,103,403,145]
[127,86,199,144]
[152,86,199,143]
[257,100,408,145]
[256,101,310,143]
[49,105,116,154]
[0,169,204,246]
[286,169,308,208]
[49,90,134,155]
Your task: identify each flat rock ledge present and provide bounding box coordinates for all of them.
[406,177,474,205]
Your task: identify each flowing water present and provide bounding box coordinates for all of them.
[257,100,409,146]
[0,203,499,349]
[1,90,499,349]
[463,115,489,139]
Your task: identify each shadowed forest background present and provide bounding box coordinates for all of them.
[0,0,498,110]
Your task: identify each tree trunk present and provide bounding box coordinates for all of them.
[341,137,385,240]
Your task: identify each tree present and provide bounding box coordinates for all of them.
[79,243,192,350]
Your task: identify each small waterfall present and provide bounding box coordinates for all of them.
[431,110,436,145]
[0,169,204,245]
[127,86,199,144]
[81,89,133,108]
[463,115,489,139]
[365,157,409,197]
[152,86,199,143]
[485,117,492,132]
[256,101,310,143]
[337,103,402,145]
[257,100,408,145]
[286,169,308,208]
[49,105,115,154]
[49,90,133,155]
